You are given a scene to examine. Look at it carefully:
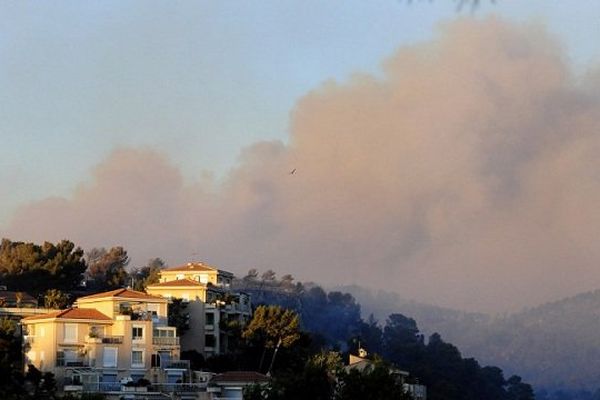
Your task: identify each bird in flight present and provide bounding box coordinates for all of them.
[289,168,297,175]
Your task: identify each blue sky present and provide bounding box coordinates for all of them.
[1,0,600,226]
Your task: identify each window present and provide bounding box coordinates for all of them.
[151,354,160,368]
[153,329,175,337]
[147,304,159,320]
[132,326,144,341]
[28,351,36,362]
[103,347,118,368]
[57,350,77,367]
[159,351,171,367]
[118,302,133,316]
[181,293,190,302]
[89,326,102,338]
[64,323,77,342]
[64,350,78,366]
[205,313,215,325]
[199,274,208,284]
[205,334,216,348]
[151,351,171,368]
[132,350,144,367]
[56,351,65,367]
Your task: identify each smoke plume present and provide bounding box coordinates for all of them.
[5,18,600,311]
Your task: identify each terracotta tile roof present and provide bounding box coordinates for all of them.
[22,308,111,322]
[77,288,164,301]
[163,262,218,272]
[147,278,205,288]
[212,371,269,383]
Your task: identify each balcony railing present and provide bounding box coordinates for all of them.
[102,335,124,344]
[163,359,190,370]
[84,334,124,345]
[57,359,89,368]
[152,336,179,346]
[65,361,87,367]
[149,383,207,392]
[82,382,206,393]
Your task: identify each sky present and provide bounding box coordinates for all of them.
[2,1,600,312]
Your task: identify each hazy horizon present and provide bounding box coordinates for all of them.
[3,3,600,313]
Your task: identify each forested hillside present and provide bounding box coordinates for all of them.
[344,285,600,399]
[234,270,535,400]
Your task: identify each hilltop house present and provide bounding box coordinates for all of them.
[146,262,251,358]
[21,288,189,393]
[346,348,427,400]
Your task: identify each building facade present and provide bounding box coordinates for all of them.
[146,262,251,357]
[21,288,189,392]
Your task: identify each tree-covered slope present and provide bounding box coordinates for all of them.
[342,285,600,393]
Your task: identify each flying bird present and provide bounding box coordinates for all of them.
[289,168,296,175]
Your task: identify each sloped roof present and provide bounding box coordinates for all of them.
[162,262,218,273]
[0,291,37,304]
[147,278,205,288]
[22,308,111,322]
[77,288,164,301]
[212,371,269,384]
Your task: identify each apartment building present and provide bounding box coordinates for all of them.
[146,262,251,357]
[21,288,189,392]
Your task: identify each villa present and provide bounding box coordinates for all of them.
[21,288,189,394]
[146,261,252,357]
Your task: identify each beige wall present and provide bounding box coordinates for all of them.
[146,286,207,302]
[24,321,56,373]
[160,270,219,285]
[77,298,168,319]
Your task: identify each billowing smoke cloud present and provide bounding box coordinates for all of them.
[5,18,600,312]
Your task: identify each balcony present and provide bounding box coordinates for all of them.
[65,360,87,367]
[152,336,179,346]
[163,359,190,370]
[57,358,89,368]
[149,383,207,393]
[86,335,124,344]
[81,382,206,393]
[102,335,124,344]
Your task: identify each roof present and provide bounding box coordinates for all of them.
[212,371,269,384]
[147,278,205,288]
[0,291,37,304]
[22,308,111,322]
[345,355,409,376]
[77,288,164,301]
[163,262,218,273]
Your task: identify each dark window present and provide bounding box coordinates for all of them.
[205,335,216,347]
[132,327,143,340]
[151,354,160,367]
[56,351,65,367]
[205,313,215,325]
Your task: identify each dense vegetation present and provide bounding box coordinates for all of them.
[0,239,165,308]
[344,286,600,399]
[0,239,86,296]
[233,271,535,400]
